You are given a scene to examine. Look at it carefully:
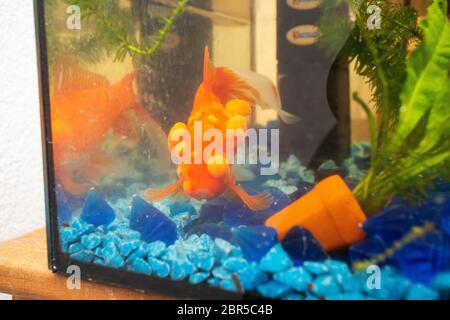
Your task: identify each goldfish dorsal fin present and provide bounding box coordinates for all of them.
[52,56,110,95]
[203,46,216,93]
[213,67,300,124]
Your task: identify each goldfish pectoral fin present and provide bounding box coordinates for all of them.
[144,182,181,202]
[232,165,256,182]
[229,184,274,211]
[172,189,190,202]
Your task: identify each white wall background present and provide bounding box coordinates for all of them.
[0,0,45,245]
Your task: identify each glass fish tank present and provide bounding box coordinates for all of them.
[35,0,450,300]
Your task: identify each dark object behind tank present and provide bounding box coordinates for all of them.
[132,0,212,132]
[277,1,351,167]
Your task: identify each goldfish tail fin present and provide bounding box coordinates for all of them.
[144,182,181,202]
[118,70,138,89]
[213,67,300,124]
[229,183,273,211]
[52,56,110,95]
[203,46,216,94]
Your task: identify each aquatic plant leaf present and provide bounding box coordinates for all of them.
[354,0,450,214]
[129,196,178,245]
[233,226,278,263]
[393,1,450,145]
[80,189,116,227]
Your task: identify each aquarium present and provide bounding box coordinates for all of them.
[35,0,450,300]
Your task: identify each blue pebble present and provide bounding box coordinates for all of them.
[114,228,141,240]
[130,196,178,245]
[81,233,102,250]
[130,257,152,275]
[274,267,312,292]
[170,262,187,280]
[214,238,233,257]
[72,220,95,238]
[101,242,125,268]
[71,219,89,231]
[220,279,239,292]
[303,261,329,275]
[325,260,351,276]
[95,225,106,234]
[432,272,450,291]
[148,241,167,258]
[339,274,363,293]
[222,257,248,272]
[102,232,121,247]
[237,263,269,291]
[406,283,439,300]
[187,251,215,271]
[365,275,410,300]
[148,258,170,278]
[179,259,196,276]
[68,242,84,254]
[94,247,103,259]
[281,292,304,300]
[119,239,141,257]
[207,278,220,287]
[233,226,278,263]
[199,234,214,252]
[71,250,95,263]
[80,189,116,227]
[311,275,341,297]
[257,281,290,299]
[212,266,232,280]
[60,227,79,244]
[259,244,293,273]
[189,272,210,285]
[93,258,105,265]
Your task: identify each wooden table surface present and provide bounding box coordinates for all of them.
[0,229,173,300]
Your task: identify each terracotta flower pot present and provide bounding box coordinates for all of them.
[265,175,367,251]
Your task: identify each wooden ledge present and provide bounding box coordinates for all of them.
[0,228,172,300]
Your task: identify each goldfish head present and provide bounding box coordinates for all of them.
[177,155,230,200]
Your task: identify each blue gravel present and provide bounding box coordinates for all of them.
[259,244,293,273]
[59,149,446,300]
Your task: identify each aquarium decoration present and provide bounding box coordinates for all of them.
[36,0,450,300]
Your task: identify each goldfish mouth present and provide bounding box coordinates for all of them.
[191,190,215,200]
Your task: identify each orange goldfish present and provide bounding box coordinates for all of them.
[145,47,299,211]
[50,59,139,195]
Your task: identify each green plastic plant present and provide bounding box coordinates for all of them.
[352,0,450,215]
[46,0,189,65]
